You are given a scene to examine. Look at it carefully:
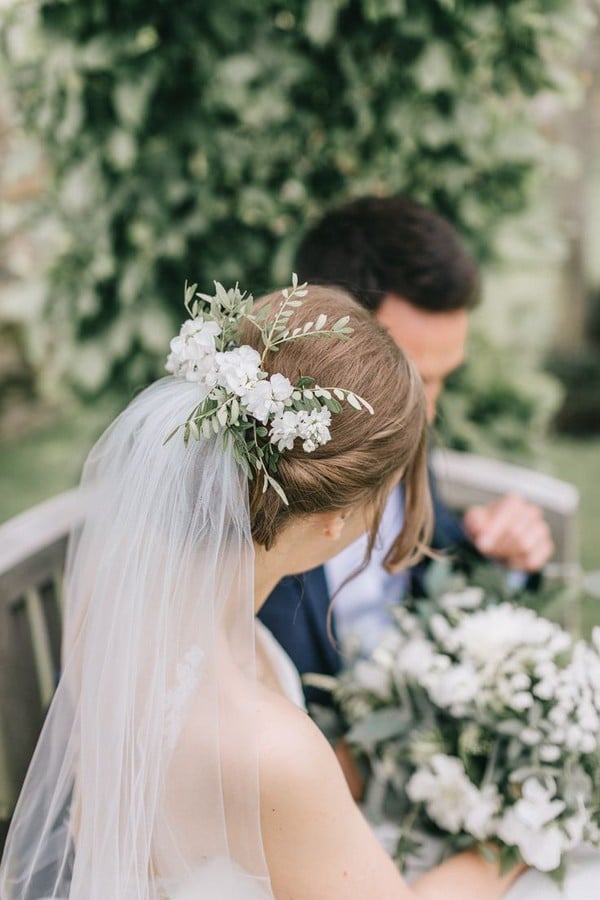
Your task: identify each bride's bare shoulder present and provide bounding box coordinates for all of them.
[256,692,410,899]
[256,689,341,786]
[257,690,353,835]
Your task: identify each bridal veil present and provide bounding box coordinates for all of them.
[0,377,273,898]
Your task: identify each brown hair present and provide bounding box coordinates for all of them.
[295,195,480,313]
[242,285,433,572]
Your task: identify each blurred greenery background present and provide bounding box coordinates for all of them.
[0,1,598,587]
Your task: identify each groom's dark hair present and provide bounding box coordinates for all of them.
[295,195,480,314]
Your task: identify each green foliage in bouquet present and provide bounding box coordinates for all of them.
[1,0,591,396]
[310,562,600,881]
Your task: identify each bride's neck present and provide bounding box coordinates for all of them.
[253,541,292,613]
[253,510,348,613]
[253,520,318,613]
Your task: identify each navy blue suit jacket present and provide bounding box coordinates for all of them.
[258,469,468,704]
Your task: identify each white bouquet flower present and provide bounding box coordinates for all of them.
[316,565,600,880]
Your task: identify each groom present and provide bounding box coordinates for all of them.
[259,195,554,698]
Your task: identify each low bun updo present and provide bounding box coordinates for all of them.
[241,285,432,571]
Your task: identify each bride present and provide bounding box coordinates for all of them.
[0,278,585,898]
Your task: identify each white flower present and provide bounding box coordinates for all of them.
[444,604,560,669]
[511,673,531,692]
[439,587,485,611]
[429,613,452,642]
[215,345,262,396]
[406,754,479,834]
[539,745,562,763]
[535,660,558,680]
[177,318,221,352]
[270,373,294,402]
[511,778,566,830]
[578,704,599,734]
[242,372,294,424]
[269,405,332,453]
[499,779,569,868]
[425,662,479,712]
[269,410,302,452]
[566,724,583,750]
[464,783,501,840]
[497,810,564,871]
[577,732,598,754]
[520,727,543,745]
[407,754,501,841]
[510,691,534,712]
[547,631,572,657]
[534,679,558,701]
[526,827,564,871]
[395,637,437,681]
[297,407,332,453]
[549,706,569,728]
[165,317,221,384]
[548,727,566,745]
[243,380,278,424]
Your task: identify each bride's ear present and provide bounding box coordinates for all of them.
[321,510,350,542]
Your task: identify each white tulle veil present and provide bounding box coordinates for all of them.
[0,377,273,899]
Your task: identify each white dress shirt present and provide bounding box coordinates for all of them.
[325,489,408,654]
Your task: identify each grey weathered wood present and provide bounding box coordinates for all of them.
[0,490,82,825]
[0,490,82,583]
[431,448,580,574]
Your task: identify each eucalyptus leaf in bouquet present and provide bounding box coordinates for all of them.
[317,563,600,882]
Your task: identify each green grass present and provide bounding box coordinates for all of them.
[543,436,600,636]
[544,436,600,573]
[0,398,120,523]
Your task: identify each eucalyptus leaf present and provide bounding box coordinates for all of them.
[347,709,412,746]
[346,392,361,411]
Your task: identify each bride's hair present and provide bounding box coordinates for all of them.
[242,285,432,571]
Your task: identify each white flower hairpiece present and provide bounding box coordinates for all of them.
[165,275,374,504]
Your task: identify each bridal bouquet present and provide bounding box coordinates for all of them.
[315,566,600,879]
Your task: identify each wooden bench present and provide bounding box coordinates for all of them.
[0,457,580,848]
[0,489,82,846]
[431,448,580,578]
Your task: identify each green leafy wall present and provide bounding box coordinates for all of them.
[2,0,590,397]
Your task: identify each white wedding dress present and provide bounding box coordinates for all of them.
[167,858,273,900]
[159,624,303,900]
[256,622,600,900]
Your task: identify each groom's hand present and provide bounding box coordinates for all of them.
[463,493,554,572]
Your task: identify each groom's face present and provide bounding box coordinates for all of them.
[375,294,468,423]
